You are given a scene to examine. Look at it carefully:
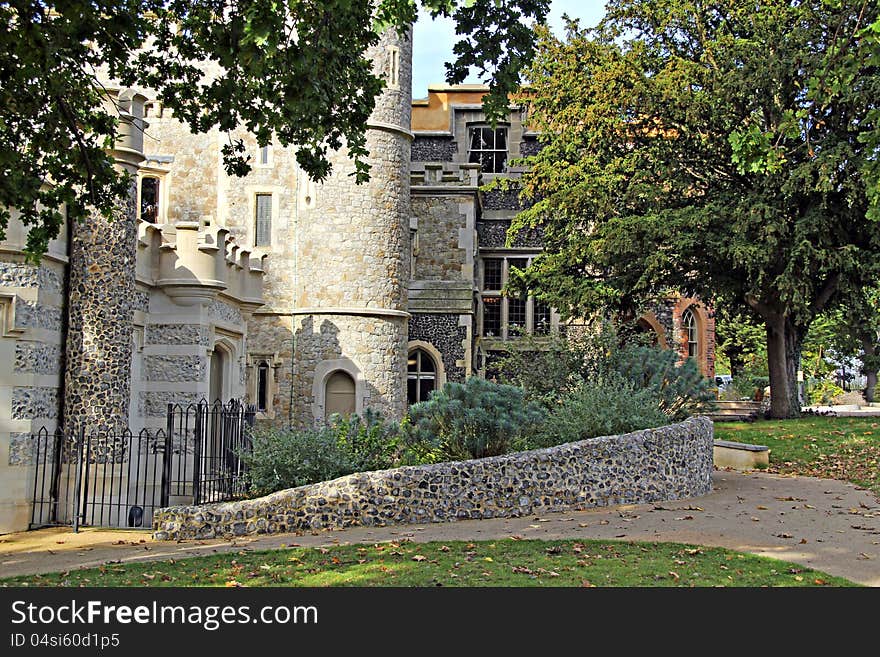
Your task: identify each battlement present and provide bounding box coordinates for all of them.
[410,162,480,188]
[136,218,265,310]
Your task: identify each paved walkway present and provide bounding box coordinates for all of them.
[1,471,878,585]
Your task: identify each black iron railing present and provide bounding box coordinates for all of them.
[29,399,254,531]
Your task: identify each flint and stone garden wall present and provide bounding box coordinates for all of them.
[153,417,713,540]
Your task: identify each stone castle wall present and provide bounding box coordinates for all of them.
[0,255,67,533]
[153,416,714,540]
[411,195,471,281]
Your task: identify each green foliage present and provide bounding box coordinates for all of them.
[729,370,770,401]
[241,426,355,497]
[806,379,845,406]
[327,409,402,473]
[611,344,716,421]
[0,0,549,257]
[510,0,880,418]
[714,305,766,377]
[242,410,406,496]
[491,321,619,406]
[405,377,547,460]
[495,319,715,420]
[526,373,669,450]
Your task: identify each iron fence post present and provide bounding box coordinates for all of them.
[161,403,174,507]
[71,427,85,533]
[192,403,203,506]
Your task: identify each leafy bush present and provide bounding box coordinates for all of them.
[495,319,716,420]
[611,345,717,420]
[405,377,546,460]
[807,379,845,405]
[241,426,354,497]
[327,409,401,472]
[525,373,669,450]
[490,328,611,406]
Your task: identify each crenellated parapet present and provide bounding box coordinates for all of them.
[410,162,480,189]
[136,218,265,311]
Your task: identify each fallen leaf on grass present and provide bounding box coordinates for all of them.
[411,555,426,562]
[439,545,451,552]
[581,580,595,587]
[512,566,533,575]
[668,571,680,581]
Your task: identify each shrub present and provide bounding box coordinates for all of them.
[494,319,715,420]
[241,426,354,497]
[611,345,717,420]
[490,328,608,406]
[405,377,546,460]
[525,374,669,450]
[807,379,845,405]
[327,409,401,472]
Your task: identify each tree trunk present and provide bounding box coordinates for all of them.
[766,314,805,418]
[863,337,877,404]
[728,348,745,378]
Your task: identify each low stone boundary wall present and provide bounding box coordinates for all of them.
[153,416,713,540]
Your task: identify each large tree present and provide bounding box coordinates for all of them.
[511,0,880,418]
[0,0,549,256]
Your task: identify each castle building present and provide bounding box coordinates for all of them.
[0,32,714,533]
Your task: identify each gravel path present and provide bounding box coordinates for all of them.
[1,471,878,586]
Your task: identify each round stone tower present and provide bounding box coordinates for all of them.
[63,89,146,436]
[290,27,413,424]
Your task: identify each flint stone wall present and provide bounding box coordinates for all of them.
[153,416,713,540]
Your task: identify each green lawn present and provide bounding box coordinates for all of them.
[0,539,856,587]
[714,416,880,495]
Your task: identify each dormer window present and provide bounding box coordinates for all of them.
[468,126,508,173]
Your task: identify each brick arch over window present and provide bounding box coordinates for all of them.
[635,312,668,348]
[675,299,714,377]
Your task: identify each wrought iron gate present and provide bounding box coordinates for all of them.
[30,400,254,531]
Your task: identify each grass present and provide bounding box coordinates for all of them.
[714,416,880,496]
[0,539,856,587]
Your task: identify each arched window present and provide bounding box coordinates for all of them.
[407,348,437,404]
[209,349,225,403]
[140,176,160,223]
[325,371,356,417]
[682,308,699,358]
[256,360,270,412]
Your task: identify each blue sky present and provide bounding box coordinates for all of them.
[411,0,607,98]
